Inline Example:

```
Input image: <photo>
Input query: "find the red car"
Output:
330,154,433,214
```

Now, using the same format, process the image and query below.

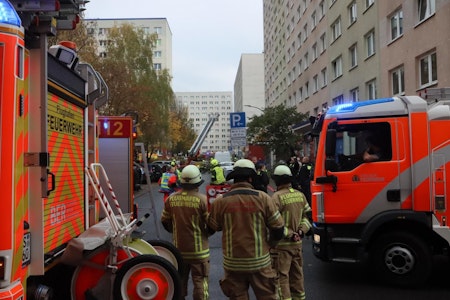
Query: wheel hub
384,246,415,274
136,279,159,299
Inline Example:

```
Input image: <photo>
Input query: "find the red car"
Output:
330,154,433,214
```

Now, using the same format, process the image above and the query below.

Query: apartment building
83,18,172,76
263,0,450,117
234,53,265,122
175,92,233,153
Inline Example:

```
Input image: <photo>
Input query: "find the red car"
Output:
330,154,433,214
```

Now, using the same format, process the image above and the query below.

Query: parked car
133,162,145,190
148,163,163,182
219,161,234,177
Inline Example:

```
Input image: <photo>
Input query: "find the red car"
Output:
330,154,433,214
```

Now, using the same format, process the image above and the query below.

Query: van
214,151,231,163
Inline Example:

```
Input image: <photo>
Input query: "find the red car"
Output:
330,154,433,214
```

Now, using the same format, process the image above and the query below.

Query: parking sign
230,112,246,128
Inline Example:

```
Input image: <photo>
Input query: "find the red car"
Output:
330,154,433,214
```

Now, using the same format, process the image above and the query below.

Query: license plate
22,232,31,266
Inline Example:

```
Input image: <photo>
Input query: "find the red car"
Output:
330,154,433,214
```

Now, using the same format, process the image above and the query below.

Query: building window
365,30,375,57
312,43,318,61
312,11,317,29
419,52,437,87
332,56,343,79
390,10,403,41
348,1,357,25
418,0,435,22
313,75,319,93
154,63,162,70
304,24,308,40
366,79,377,99
365,0,374,9
391,66,405,95
156,39,162,47
304,52,309,69
321,68,328,88
320,33,327,53
319,1,325,19
350,88,359,102
154,51,162,58
331,17,342,42
87,27,94,35
305,81,309,98
333,95,344,106
349,44,357,68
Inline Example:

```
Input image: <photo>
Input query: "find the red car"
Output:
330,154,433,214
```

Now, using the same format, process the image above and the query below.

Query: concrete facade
84,18,172,76
263,0,450,117
234,53,265,122
175,92,233,153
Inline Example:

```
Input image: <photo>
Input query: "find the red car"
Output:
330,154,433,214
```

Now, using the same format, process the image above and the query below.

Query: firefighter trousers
181,260,210,300
219,265,280,300
270,246,306,300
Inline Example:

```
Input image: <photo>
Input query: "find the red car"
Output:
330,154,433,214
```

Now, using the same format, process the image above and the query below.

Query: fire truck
0,1,180,299
310,89,450,286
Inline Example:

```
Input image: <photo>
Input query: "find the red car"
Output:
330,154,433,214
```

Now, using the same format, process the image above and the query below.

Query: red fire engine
0,1,180,299
311,90,450,286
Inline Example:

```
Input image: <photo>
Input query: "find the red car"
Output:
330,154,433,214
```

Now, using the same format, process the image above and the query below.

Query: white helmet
226,159,256,180
273,165,292,176
181,165,204,186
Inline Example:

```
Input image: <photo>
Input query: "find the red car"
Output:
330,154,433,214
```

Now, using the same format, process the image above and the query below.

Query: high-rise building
175,92,233,153
263,0,450,117
234,53,265,122
84,18,172,76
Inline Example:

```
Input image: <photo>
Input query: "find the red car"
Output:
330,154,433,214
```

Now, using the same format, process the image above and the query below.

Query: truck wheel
113,254,181,300
371,231,432,287
147,239,184,274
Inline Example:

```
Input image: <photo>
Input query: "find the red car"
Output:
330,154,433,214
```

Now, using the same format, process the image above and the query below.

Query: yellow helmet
210,158,219,167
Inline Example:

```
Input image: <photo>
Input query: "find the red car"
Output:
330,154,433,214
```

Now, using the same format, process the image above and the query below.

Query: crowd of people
159,157,314,300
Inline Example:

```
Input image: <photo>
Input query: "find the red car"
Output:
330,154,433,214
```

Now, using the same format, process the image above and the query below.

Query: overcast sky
84,0,264,93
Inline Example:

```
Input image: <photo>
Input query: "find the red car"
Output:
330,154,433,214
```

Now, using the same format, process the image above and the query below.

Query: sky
84,0,264,92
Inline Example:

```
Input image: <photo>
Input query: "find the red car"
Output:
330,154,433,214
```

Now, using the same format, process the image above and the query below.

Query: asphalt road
134,176,450,300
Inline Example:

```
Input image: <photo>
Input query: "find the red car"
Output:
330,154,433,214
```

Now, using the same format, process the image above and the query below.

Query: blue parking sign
230,112,246,128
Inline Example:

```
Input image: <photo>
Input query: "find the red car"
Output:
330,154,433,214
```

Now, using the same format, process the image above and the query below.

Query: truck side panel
44,90,86,254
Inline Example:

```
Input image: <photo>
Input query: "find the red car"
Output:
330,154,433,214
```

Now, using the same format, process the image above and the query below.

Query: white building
175,92,233,153
234,53,265,122
84,18,172,76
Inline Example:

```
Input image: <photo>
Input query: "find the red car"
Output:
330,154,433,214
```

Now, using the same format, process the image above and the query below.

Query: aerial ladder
187,112,220,159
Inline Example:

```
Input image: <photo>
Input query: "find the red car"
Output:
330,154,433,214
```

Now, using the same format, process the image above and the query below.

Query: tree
247,105,308,162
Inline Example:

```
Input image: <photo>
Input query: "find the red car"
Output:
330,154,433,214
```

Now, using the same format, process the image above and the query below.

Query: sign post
230,112,247,148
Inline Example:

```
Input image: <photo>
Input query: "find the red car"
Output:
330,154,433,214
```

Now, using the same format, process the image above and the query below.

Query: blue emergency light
328,98,394,114
0,0,21,27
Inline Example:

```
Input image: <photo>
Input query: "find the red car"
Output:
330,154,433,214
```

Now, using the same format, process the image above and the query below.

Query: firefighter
161,165,213,300
158,165,178,202
208,159,286,300
271,165,312,300
210,158,226,185
171,160,182,187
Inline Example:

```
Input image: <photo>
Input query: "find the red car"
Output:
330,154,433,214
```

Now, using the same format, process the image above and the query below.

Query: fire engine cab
311,90,450,286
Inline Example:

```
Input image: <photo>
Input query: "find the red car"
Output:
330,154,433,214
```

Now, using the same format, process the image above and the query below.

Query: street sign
230,112,246,128
231,137,247,147
230,128,247,138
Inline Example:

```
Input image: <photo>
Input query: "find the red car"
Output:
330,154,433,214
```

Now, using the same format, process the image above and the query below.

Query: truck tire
370,231,432,287
113,254,181,300
147,239,184,275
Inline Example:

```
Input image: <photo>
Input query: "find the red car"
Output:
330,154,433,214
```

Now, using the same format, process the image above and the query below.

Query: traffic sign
230,112,246,128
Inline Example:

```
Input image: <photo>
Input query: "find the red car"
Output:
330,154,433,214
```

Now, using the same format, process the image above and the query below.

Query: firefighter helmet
210,158,219,167
180,165,204,187
226,159,256,181
272,165,293,186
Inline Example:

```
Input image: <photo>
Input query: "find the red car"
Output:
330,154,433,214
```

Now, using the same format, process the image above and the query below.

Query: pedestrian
298,157,313,205
208,159,286,300
253,162,270,193
210,158,226,185
161,165,214,300
158,165,178,202
271,165,312,300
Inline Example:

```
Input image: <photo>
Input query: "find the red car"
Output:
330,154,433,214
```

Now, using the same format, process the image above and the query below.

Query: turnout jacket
208,182,285,272
161,189,211,262
272,185,312,248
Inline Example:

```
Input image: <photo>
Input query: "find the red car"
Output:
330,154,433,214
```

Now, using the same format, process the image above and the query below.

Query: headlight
313,234,321,244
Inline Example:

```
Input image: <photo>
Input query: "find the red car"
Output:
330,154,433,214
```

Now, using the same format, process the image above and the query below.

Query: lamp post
244,104,264,113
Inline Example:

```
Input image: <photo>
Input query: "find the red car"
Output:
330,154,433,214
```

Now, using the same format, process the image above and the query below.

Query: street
134,175,450,300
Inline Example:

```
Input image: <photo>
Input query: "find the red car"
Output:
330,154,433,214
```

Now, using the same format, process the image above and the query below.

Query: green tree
247,105,308,162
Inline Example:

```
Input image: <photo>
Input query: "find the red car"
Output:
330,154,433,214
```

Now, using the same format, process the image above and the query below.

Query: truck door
319,118,407,224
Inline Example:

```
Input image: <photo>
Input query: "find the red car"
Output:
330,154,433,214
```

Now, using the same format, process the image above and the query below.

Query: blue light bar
327,98,394,114
0,0,21,27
